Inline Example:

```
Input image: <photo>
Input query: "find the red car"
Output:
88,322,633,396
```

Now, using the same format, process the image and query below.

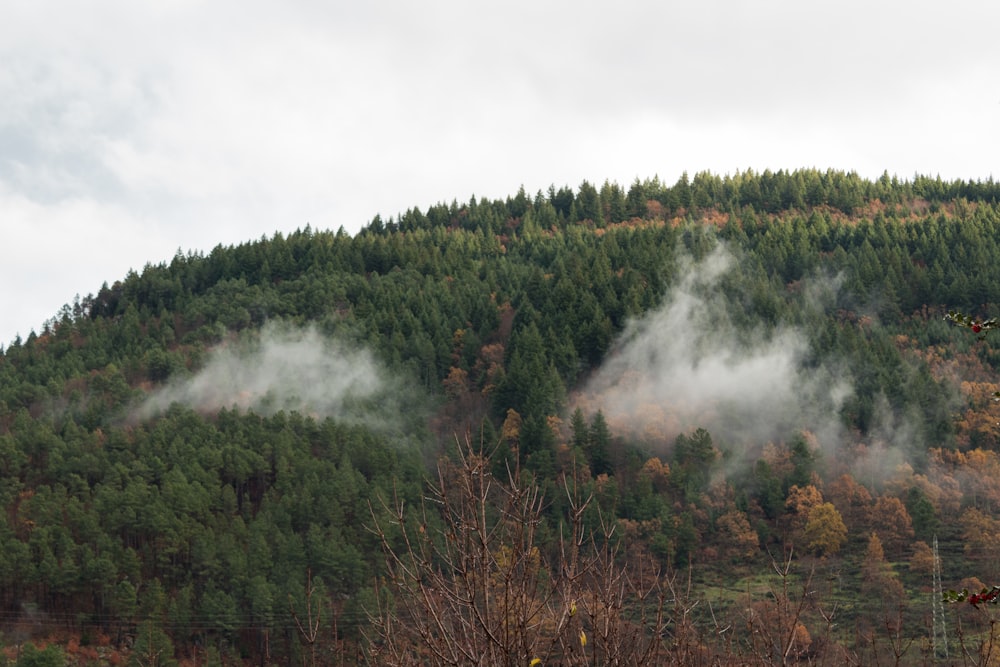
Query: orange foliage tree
869,496,914,560
783,484,824,543
715,510,760,562
825,473,872,535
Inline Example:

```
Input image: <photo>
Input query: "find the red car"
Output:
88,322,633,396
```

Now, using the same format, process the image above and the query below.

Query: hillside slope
3,169,1000,664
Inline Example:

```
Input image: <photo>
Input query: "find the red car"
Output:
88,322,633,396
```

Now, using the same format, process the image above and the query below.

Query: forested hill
4,168,1000,664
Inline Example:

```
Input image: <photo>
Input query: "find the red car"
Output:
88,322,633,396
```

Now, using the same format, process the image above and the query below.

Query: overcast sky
1,0,997,347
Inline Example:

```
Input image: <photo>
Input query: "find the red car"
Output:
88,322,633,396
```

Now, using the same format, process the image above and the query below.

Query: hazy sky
2,0,997,346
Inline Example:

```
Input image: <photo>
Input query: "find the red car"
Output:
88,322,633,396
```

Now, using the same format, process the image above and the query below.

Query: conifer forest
7,169,1000,665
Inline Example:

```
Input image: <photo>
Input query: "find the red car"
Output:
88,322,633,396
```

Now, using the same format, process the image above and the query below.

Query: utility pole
932,535,948,659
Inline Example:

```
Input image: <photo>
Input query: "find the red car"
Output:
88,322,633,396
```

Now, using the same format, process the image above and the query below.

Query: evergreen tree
576,180,604,225
588,410,613,476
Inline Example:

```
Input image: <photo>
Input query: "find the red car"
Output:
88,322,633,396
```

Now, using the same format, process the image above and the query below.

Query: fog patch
138,322,414,433
572,244,852,456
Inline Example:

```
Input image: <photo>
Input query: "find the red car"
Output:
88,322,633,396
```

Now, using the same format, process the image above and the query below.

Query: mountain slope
2,169,1000,663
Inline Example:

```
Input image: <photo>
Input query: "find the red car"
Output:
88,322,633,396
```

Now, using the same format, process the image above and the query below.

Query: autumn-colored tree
500,408,522,446
825,472,872,534
802,502,848,556
941,308,1000,652
960,507,1000,580
638,456,670,494
870,496,915,560
783,483,824,543
909,540,936,576
959,448,1000,513
475,342,506,397
440,365,489,438
715,509,760,562
862,533,889,583
924,450,969,518
954,381,1000,450
442,366,470,400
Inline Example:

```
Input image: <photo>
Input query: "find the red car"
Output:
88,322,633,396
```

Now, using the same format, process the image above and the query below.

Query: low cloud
572,244,852,455
138,322,416,434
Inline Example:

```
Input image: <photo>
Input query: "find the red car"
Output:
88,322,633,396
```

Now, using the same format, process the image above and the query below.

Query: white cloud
137,322,416,433
2,0,998,345
573,245,852,452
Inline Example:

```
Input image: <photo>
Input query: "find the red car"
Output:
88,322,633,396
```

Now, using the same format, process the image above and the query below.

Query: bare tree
289,569,323,667
364,437,675,666
738,550,818,666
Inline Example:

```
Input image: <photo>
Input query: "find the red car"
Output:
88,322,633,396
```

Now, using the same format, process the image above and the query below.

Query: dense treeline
4,169,1000,664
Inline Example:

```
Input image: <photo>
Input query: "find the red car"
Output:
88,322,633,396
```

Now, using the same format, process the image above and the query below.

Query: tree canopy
3,169,1000,663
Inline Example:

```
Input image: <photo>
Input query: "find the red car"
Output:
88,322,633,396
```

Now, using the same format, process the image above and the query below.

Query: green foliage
945,310,999,338
14,644,64,667
945,585,1000,606
5,170,1000,661
129,621,177,667
671,428,717,503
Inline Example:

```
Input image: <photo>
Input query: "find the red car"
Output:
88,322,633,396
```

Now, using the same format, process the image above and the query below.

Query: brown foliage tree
960,507,1000,582
825,473,872,534
908,540,936,577
861,533,889,583
783,484,823,543
716,510,760,563
870,496,914,560
959,448,1000,513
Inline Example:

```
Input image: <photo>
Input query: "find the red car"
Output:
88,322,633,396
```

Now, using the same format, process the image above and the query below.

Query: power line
0,608,373,631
